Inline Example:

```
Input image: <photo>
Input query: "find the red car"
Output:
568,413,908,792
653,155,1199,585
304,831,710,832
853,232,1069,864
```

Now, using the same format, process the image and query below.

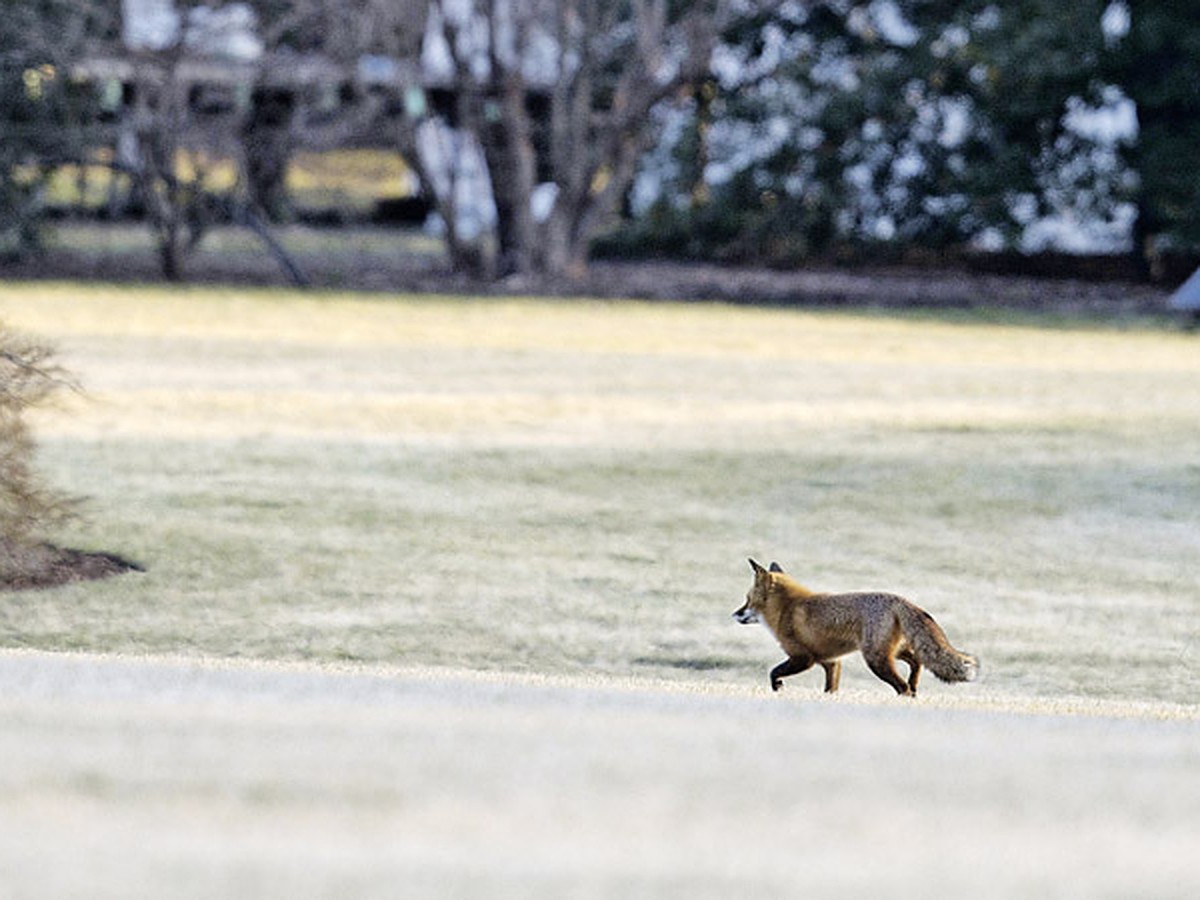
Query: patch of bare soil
0,539,144,592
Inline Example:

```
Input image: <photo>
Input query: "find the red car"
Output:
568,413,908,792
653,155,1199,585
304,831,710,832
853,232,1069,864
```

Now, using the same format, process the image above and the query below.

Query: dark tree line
2,1,1197,280
627,1,1197,277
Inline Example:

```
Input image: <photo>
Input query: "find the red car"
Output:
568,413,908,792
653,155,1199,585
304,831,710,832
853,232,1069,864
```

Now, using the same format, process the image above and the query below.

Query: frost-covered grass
1,282,1197,896
0,651,1197,899
3,282,1196,705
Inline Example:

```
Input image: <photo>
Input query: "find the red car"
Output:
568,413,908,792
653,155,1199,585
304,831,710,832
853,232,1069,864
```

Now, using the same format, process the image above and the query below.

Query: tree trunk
540,200,590,279
242,87,296,222
496,75,539,275
158,220,184,281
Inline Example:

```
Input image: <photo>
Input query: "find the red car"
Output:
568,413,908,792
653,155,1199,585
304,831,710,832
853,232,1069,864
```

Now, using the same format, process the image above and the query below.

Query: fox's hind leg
863,650,913,696
820,660,842,693
769,655,814,692
898,649,922,695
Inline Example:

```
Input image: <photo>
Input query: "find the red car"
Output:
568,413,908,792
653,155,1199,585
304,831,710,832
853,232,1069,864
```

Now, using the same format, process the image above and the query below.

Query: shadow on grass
632,655,741,672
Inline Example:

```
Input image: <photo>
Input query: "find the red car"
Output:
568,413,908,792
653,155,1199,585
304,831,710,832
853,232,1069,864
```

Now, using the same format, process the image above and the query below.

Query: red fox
733,559,978,696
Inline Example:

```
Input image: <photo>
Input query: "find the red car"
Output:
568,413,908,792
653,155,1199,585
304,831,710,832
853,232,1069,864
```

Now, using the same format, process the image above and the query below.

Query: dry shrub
0,324,77,548
0,325,142,589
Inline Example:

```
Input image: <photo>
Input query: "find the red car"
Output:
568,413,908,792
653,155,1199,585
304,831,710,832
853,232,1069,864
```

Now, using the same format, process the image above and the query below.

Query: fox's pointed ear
769,561,784,573
749,558,766,575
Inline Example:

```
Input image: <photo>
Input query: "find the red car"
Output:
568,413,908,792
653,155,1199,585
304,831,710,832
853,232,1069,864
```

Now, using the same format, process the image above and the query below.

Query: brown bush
0,325,77,545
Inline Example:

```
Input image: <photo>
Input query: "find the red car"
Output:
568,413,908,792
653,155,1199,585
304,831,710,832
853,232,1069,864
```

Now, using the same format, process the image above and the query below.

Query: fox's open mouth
733,608,759,624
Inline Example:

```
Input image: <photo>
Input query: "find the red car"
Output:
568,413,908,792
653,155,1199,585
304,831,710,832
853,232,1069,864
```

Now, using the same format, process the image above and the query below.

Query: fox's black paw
771,679,783,692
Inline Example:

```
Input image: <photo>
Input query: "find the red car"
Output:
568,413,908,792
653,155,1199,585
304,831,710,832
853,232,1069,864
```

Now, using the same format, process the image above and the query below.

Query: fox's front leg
770,655,814,692
821,660,842,693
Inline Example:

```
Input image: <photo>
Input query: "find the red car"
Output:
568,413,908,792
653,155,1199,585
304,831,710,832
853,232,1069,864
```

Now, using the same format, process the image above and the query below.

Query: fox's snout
733,605,759,625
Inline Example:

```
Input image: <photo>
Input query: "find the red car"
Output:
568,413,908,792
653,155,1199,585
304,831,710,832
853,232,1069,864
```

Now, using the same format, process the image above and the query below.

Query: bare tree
417,0,758,279
118,1,244,280
106,1,769,281
245,1,754,279
114,0,384,282
127,55,213,279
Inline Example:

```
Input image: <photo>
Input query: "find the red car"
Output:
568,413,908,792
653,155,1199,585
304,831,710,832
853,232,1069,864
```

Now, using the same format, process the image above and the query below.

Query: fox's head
732,558,783,625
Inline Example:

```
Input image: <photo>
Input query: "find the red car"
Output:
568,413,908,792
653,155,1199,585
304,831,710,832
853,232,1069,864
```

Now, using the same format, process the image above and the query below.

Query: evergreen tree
1109,1,1200,272
631,1,1120,263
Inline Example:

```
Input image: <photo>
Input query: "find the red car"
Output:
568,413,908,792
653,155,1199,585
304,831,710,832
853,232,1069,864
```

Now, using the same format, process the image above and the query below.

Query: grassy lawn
1,281,1197,898
43,221,440,256
0,652,1195,899
1,281,1196,709
45,148,414,216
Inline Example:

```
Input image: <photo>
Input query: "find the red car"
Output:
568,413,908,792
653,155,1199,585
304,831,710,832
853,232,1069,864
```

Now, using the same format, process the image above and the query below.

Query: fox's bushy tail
897,603,979,683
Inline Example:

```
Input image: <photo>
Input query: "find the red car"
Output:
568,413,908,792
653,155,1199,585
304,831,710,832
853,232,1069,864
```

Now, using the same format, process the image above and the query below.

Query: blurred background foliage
1,1,1197,280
